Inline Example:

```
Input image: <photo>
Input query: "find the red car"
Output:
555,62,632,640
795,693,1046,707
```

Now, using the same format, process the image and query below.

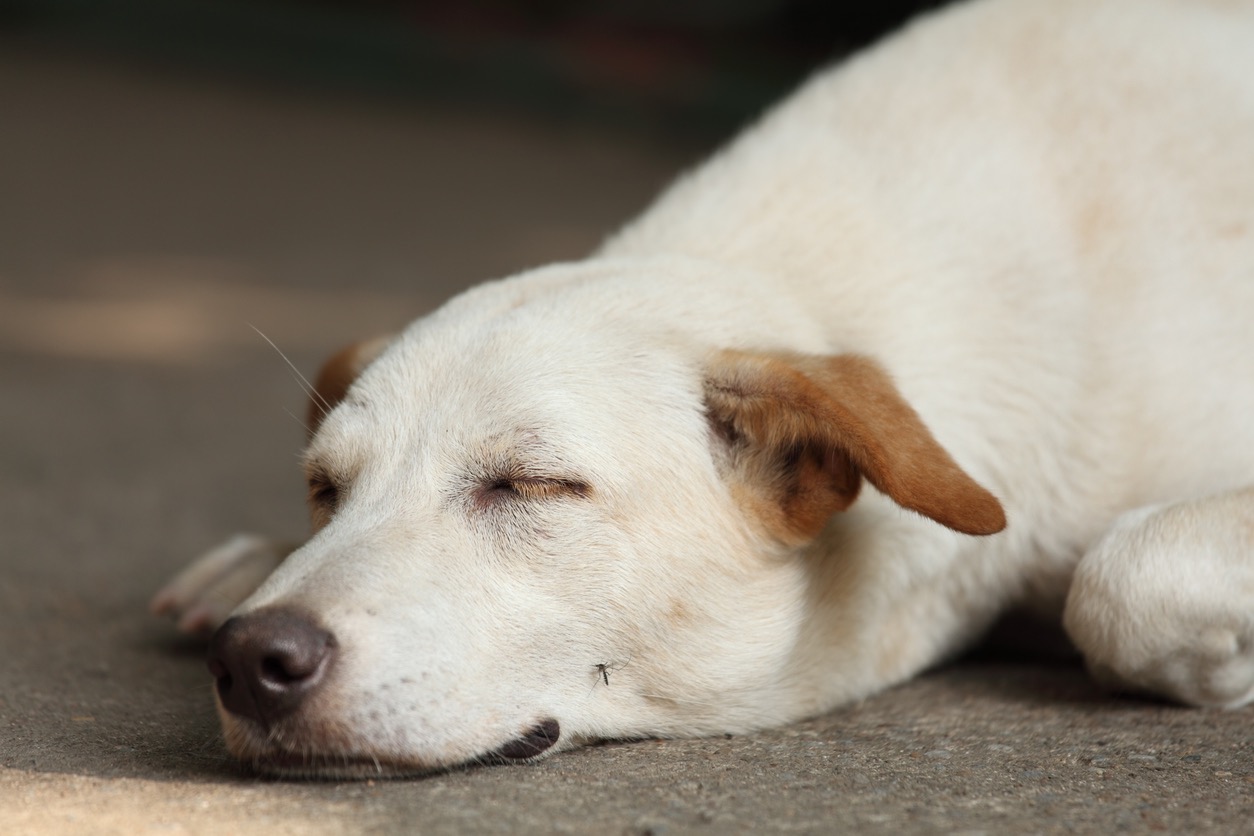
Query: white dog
152,0,1254,777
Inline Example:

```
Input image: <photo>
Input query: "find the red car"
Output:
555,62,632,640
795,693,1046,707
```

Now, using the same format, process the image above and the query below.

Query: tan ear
704,350,1006,543
307,335,393,438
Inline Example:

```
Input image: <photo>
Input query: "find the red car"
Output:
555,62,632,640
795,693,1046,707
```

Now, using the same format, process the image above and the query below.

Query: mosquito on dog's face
591,659,631,687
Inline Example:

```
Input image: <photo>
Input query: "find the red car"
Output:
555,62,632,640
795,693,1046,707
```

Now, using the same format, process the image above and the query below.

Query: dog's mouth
485,718,561,761
242,748,430,780
224,717,563,780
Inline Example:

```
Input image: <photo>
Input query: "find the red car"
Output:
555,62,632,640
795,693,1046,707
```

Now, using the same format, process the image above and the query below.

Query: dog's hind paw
150,534,295,636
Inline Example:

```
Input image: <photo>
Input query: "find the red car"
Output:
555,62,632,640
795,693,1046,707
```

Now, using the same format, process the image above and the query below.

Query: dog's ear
307,335,393,438
703,350,1005,544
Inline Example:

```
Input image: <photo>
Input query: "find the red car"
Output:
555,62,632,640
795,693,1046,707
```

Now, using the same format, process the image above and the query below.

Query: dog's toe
151,534,293,634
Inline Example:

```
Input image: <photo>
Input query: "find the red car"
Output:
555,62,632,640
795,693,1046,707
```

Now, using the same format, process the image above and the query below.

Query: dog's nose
206,608,336,728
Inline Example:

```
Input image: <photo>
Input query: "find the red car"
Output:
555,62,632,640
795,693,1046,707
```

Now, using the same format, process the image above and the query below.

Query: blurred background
3,1,950,135
0,0,950,370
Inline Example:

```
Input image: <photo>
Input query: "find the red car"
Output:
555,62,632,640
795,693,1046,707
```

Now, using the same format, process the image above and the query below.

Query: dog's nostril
207,609,336,728
261,655,290,683
493,718,561,760
260,651,315,685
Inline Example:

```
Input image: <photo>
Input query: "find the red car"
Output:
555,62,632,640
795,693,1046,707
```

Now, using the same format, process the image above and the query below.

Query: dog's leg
150,534,298,636
1063,487,1254,708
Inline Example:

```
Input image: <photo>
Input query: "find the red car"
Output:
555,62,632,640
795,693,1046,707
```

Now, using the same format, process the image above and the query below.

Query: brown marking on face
1218,220,1248,240
666,598,692,627
306,335,393,439
1075,195,1117,256
704,350,1006,544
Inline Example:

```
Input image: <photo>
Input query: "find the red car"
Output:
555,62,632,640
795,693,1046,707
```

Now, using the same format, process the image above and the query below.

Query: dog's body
154,0,1254,777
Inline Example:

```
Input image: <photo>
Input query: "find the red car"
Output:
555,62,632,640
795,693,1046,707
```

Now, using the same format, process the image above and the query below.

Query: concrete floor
1,45,1250,835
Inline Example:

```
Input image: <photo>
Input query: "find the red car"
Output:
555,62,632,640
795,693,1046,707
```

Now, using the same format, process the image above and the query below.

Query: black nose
206,608,336,728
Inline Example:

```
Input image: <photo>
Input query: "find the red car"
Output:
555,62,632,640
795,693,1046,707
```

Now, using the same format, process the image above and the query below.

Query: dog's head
208,259,1004,777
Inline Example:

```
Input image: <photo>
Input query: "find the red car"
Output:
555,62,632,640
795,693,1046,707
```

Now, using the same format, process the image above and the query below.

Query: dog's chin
241,748,443,780
220,719,443,779
218,710,569,780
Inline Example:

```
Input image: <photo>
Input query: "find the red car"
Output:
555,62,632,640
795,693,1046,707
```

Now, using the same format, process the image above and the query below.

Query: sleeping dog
153,0,1254,777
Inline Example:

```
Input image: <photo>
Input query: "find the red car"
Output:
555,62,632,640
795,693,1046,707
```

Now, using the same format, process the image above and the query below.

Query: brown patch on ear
307,335,393,438
704,350,1006,543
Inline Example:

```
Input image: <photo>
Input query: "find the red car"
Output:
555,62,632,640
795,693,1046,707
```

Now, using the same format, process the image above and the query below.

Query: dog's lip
230,719,563,779
486,717,561,761
244,748,441,780
222,717,442,779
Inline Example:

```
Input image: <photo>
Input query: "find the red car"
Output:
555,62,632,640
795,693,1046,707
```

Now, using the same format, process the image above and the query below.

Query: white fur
155,0,1254,776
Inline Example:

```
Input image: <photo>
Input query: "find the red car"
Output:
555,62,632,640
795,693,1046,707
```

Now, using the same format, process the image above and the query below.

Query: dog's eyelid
308,471,337,490
305,463,333,486
304,466,345,532
477,474,593,505
522,476,592,496
306,466,344,504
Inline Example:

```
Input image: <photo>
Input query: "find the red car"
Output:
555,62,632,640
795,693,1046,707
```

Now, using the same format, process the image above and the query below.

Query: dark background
1,0,949,139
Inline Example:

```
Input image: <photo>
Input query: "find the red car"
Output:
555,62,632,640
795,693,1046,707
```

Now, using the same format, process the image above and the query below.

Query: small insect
589,658,630,690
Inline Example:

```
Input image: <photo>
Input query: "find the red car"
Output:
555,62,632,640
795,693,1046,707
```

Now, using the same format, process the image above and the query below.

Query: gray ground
1,45,1250,835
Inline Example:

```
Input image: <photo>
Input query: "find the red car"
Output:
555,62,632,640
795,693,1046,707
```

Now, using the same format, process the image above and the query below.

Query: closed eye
306,470,342,530
477,476,591,508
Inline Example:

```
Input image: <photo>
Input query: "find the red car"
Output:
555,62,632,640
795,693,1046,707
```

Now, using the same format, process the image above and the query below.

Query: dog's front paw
1064,496,1254,708
150,534,295,636
1079,625,1254,709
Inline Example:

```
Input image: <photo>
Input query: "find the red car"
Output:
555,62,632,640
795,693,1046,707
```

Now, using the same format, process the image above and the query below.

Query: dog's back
606,0,1254,605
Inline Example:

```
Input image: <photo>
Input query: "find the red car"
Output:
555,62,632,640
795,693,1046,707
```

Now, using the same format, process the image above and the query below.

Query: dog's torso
610,0,1254,631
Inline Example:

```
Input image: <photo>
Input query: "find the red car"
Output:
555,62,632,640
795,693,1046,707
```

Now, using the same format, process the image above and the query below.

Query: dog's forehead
326,295,700,465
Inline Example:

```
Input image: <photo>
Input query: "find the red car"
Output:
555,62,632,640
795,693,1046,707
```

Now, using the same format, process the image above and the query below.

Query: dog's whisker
282,406,314,436
247,323,332,418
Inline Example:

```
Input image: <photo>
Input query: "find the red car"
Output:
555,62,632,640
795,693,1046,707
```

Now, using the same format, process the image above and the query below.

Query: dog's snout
207,608,336,727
